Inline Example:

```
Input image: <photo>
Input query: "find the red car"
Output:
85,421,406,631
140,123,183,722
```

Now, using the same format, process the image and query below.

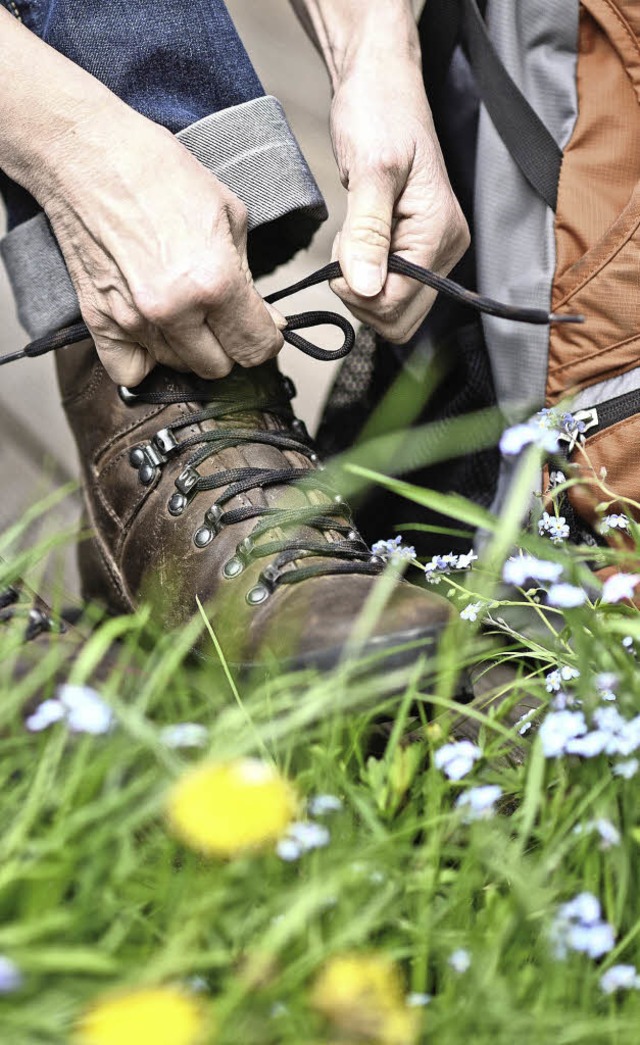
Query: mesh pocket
316,316,501,557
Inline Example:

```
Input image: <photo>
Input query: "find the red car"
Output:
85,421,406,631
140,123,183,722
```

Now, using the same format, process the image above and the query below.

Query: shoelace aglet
549,312,584,324
0,348,28,365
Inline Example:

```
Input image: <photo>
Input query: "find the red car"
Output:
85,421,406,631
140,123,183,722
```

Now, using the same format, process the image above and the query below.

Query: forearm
289,0,421,88
290,0,467,335
0,8,139,206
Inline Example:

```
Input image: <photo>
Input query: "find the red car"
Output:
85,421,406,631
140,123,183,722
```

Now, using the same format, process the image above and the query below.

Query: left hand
329,53,469,342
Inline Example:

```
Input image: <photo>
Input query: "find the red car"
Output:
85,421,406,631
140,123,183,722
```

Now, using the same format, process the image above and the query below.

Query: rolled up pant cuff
0,95,327,339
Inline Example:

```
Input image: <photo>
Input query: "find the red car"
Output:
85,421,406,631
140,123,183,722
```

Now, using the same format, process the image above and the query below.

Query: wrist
0,10,148,207
325,1,421,89
30,94,146,208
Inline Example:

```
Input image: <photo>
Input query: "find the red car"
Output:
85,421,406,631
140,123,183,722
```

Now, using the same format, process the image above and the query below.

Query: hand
329,53,469,341
43,110,284,386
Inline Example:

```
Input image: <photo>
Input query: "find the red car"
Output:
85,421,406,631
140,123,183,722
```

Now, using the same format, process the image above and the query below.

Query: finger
339,173,398,298
163,321,235,380
92,336,155,387
265,301,288,331
205,262,284,369
329,226,382,307
330,225,430,338
139,328,188,372
343,283,438,343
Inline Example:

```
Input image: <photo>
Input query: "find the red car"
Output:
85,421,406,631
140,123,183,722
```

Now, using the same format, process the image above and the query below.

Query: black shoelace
121,376,380,603
0,254,582,604
0,253,582,367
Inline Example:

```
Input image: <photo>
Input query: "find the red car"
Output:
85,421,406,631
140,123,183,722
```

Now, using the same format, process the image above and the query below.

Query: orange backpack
421,0,640,566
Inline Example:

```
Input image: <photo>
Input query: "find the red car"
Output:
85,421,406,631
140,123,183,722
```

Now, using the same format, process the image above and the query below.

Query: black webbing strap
419,0,563,212
419,0,461,105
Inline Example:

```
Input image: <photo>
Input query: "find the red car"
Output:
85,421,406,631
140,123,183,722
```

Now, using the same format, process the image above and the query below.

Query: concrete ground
0,1,357,600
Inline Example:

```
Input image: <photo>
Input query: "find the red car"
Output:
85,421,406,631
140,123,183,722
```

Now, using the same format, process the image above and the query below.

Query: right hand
42,112,285,386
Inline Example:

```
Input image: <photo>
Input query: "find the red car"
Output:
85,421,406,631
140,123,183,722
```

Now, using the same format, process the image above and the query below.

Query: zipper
558,387,640,454
557,408,599,454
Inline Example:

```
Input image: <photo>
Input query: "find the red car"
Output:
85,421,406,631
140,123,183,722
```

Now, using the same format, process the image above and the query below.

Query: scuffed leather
56,340,455,666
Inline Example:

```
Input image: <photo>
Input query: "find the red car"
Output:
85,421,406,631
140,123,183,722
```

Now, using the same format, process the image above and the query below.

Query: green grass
1,463,640,1045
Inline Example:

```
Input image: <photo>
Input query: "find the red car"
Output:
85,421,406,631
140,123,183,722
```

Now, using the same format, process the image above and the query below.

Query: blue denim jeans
0,0,326,338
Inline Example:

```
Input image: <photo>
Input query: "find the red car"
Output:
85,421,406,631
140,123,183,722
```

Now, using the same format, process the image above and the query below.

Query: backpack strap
419,0,563,211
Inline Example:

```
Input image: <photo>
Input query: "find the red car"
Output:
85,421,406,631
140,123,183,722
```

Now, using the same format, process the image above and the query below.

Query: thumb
94,338,155,387
340,175,396,297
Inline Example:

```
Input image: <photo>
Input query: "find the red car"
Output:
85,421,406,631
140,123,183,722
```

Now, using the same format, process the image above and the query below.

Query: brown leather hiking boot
0,572,131,693
55,340,457,672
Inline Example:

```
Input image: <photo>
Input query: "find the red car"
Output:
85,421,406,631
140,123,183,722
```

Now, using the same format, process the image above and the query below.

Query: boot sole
227,623,443,676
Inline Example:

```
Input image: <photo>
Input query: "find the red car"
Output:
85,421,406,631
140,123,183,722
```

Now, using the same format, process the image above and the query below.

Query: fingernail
350,260,384,297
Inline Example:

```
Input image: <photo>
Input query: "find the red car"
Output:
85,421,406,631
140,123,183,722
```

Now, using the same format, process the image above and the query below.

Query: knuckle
370,147,403,180
195,358,234,380
373,305,417,344
235,329,282,368
348,214,391,251
457,221,471,257
88,297,141,339
111,304,143,337
230,199,249,231
133,264,235,325
219,191,248,233
185,266,228,306
440,202,470,262
236,345,273,368
132,283,177,327
201,270,235,311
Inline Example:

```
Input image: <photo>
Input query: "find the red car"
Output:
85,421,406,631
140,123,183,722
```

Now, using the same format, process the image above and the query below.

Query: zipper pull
558,407,599,453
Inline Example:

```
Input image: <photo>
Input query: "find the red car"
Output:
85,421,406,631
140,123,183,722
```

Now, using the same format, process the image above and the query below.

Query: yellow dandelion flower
166,758,297,857
311,952,419,1045
378,1007,421,1045
74,986,207,1045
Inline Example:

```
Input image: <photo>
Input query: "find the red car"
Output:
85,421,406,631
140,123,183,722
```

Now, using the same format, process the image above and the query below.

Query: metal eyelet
129,447,145,468
282,376,297,400
175,466,200,496
118,386,140,405
237,536,254,563
168,493,186,516
261,565,280,588
194,527,213,548
139,464,156,486
25,607,53,641
204,504,224,531
223,557,244,578
153,428,179,456
292,418,309,440
0,586,20,610
246,584,269,606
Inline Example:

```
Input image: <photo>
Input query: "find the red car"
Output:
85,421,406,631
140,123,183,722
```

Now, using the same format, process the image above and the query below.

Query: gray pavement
0,1,353,599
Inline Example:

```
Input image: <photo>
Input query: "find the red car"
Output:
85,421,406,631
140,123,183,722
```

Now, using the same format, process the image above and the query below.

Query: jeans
0,0,326,338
